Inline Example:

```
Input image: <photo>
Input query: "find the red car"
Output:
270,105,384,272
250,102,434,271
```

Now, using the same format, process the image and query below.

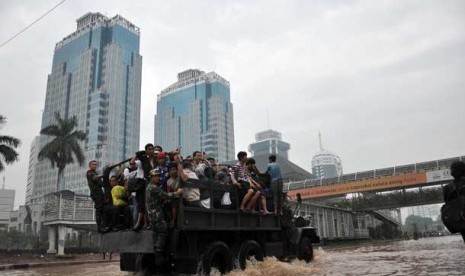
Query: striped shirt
233,162,250,183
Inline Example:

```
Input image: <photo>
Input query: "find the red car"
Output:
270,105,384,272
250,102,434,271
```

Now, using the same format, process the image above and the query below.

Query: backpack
441,181,465,233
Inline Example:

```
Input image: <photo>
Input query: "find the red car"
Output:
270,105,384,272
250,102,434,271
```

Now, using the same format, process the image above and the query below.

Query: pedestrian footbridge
285,156,463,209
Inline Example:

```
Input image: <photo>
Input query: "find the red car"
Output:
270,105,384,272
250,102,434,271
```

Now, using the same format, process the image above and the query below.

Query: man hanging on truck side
146,168,177,265
86,160,107,233
166,162,188,228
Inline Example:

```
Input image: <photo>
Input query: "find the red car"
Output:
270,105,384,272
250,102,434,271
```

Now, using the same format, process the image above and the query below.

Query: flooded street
2,235,464,276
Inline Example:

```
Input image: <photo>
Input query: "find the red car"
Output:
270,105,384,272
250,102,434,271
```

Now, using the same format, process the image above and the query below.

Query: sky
0,0,464,209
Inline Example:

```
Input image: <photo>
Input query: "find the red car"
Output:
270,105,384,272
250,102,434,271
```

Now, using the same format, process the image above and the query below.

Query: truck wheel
297,237,314,262
120,253,136,272
135,253,156,276
238,240,264,270
201,241,233,275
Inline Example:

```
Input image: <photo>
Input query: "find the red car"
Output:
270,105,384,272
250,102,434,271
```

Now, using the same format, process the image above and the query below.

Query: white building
8,204,45,235
311,133,343,179
0,186,15,230
26,136,40,205
248,129,291,159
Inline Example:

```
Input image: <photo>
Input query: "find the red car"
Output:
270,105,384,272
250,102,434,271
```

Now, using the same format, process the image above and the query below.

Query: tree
38,112,86,191
0,115,21,172
404,214,433,234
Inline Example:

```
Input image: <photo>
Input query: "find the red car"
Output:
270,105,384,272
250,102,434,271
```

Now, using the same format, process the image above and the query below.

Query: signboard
288,173,427,200
426,169,452,183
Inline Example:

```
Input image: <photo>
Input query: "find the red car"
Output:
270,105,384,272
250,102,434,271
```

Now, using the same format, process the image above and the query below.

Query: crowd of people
85,144,284,235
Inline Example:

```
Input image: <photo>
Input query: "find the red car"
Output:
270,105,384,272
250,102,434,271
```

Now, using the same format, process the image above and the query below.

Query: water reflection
2,235,464,276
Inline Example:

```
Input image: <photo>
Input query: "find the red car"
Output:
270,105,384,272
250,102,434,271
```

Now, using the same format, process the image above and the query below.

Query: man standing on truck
146,168,177,265
267,154,283,214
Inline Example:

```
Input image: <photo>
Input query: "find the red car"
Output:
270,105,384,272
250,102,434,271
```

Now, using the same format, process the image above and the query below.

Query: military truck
100,179,320,275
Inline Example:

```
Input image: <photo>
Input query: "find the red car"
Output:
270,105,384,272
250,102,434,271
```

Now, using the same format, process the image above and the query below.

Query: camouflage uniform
146,180,175,265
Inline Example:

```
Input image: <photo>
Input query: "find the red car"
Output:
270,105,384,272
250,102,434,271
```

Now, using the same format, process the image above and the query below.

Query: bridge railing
351,187,443,211
284,155,464,192
44,190,95,224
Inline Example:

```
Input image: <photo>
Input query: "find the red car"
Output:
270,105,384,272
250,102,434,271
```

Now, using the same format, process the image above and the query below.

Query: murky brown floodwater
2,235,464,276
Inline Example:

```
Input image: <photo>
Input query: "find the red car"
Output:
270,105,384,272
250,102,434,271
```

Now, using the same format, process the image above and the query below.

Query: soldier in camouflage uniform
146,168,177,265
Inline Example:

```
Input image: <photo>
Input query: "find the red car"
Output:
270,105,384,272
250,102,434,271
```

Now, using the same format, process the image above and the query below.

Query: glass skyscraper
155,69,235,162
30,13,142,204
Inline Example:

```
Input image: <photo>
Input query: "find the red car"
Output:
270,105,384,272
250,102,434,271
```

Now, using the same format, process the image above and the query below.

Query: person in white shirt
129,156,150,231
182,160,210,208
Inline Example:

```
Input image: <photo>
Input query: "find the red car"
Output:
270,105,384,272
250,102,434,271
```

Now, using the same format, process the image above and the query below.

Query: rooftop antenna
318,132,324,151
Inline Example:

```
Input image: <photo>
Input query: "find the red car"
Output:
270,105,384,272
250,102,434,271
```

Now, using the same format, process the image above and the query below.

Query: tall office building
30,12,142,204
248,129,290,159
155,69,235,162
25,136,40,205
311,133,343,179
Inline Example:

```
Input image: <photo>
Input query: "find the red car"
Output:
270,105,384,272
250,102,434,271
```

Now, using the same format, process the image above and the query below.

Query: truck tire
297,237,314,262
237,240,264,269
135,253,157,276
120,253,136,272
201,241,233,275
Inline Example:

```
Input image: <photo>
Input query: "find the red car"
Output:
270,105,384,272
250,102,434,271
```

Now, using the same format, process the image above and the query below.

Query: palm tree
0,115,21,172
38,112,86,191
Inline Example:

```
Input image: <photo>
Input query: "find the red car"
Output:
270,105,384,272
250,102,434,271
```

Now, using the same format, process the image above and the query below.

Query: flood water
2,235,464,276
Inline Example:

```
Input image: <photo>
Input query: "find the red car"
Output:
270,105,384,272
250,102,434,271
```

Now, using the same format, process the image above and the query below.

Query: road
2,235,464,275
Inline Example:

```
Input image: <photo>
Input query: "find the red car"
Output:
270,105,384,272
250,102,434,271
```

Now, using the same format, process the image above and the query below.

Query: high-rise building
311,133,343,179
248,129,290,159
25,136,40,205
30,12,142,204
0,185,15,230
154,69,235,162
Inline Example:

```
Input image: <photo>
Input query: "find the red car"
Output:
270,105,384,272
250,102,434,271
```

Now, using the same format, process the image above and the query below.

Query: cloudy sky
1,0,464,208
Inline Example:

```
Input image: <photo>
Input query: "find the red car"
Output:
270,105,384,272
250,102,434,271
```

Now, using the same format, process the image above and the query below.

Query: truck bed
101,207,281,253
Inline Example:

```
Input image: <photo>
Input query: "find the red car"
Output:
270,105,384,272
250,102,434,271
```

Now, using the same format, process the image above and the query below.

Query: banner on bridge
288,173,427,199
425,169,452,183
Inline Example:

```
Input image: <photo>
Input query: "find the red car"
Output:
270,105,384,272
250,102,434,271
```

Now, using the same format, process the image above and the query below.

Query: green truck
100,180,320,275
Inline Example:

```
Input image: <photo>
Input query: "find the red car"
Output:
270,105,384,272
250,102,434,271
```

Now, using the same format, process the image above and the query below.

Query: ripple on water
223,248,327,276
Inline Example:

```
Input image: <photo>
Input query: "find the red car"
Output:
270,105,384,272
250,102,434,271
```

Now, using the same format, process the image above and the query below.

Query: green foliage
404,215,434,233
0,115,21,172
38,112,86,191
0,230,43,250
